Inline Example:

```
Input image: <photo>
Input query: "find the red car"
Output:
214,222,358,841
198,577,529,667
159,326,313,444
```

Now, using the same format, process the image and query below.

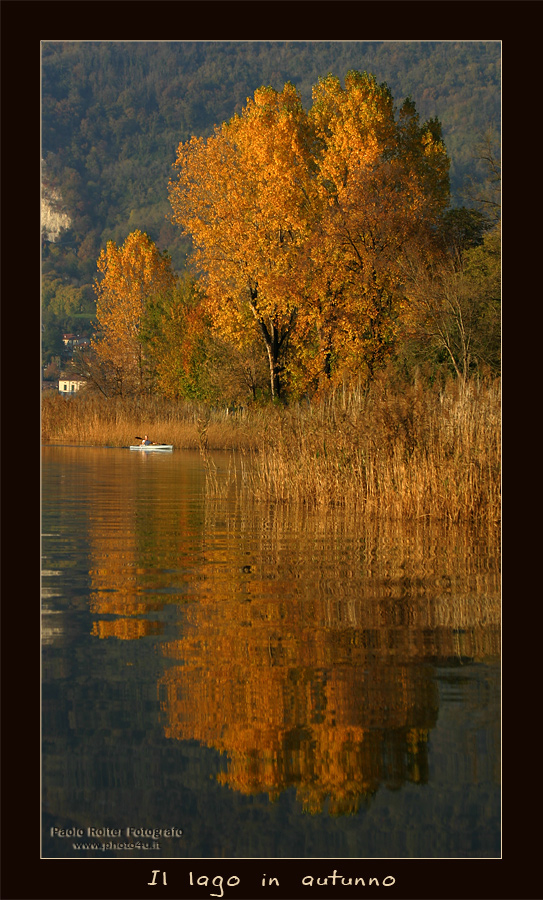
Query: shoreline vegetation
42,374,500,526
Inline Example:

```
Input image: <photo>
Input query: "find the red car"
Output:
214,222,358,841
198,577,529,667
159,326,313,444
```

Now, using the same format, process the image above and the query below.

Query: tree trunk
264,333,282,400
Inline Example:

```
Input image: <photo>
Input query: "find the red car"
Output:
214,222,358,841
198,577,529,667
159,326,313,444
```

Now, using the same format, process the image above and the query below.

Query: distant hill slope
41,40,500,289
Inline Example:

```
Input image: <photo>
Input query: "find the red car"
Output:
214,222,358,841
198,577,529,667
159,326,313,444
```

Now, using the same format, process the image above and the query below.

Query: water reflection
42,447,500,855
75,451,499,814
154,504,497,814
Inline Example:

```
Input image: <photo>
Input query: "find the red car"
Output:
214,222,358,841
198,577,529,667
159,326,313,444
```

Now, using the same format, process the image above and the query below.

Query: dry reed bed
41,393,265,451
205,378,501,525
42,378,501,524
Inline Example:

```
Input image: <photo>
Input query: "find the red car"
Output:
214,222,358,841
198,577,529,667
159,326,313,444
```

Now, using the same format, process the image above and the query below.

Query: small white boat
130,444,173,452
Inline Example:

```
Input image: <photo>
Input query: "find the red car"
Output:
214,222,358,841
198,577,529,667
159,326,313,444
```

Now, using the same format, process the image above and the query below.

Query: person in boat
141,434,151,445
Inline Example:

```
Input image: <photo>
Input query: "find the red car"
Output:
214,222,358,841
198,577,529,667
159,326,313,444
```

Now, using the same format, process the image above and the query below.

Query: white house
58,376,86,394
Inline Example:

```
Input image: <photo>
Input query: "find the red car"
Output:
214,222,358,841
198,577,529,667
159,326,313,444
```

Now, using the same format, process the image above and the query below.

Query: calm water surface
41,446,501,858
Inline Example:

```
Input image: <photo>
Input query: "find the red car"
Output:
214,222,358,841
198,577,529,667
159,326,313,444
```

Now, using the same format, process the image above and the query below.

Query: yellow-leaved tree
169,83,317,401
92,230,176,397
169,73,450,400
304,72,450,389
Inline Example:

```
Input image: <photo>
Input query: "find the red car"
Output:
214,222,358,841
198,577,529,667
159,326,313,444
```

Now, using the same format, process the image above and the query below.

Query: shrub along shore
41,375,501,525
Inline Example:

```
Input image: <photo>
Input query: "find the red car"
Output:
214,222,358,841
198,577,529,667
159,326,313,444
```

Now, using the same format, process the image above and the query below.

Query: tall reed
41,393,265,451
207,376,501,525
42,376,501,524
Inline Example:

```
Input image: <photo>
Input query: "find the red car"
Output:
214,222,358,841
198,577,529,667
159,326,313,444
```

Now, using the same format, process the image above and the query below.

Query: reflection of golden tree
83,457,499,814
158,502,499,814
159,591,440,813
91,618,163,641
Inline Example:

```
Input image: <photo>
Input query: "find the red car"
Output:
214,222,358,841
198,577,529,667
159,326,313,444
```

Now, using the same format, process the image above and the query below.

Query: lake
41,446,501,859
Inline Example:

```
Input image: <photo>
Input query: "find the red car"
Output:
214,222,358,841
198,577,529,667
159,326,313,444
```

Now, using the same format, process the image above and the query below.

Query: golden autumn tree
169,73,450,400
92,230,176,397
303,73,450,389
168,83,317,401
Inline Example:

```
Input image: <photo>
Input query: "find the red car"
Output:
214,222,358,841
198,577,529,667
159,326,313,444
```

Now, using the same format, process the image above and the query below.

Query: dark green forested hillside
41,40,500,366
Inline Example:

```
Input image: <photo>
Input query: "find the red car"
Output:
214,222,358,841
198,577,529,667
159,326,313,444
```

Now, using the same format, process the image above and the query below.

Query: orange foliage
91,618,163,641
169,73,450,398
92,230,176,395
299,74,450,388
169,84,317,399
